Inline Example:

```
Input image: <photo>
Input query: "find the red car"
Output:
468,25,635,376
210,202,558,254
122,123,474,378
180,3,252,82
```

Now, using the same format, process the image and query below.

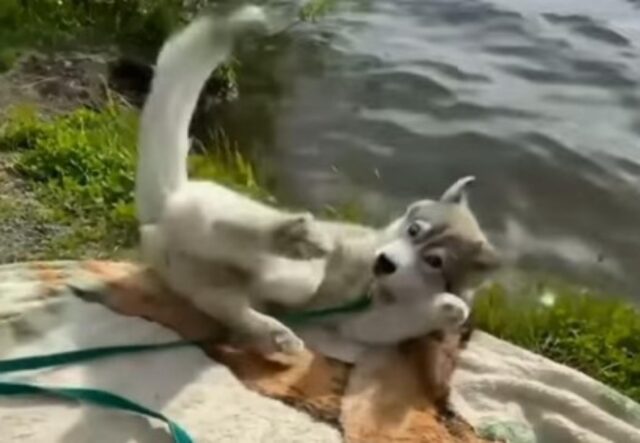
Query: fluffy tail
135,6,268,225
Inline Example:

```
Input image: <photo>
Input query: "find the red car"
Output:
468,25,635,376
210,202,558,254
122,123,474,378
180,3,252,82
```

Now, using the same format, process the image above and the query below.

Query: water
222,0,640,296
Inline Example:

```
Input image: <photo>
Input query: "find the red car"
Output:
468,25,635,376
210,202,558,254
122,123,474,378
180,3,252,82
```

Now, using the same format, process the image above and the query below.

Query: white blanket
0,261,638,443
452,332,640,443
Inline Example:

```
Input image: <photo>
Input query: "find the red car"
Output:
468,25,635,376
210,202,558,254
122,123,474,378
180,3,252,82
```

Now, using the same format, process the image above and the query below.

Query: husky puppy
135,7,500,355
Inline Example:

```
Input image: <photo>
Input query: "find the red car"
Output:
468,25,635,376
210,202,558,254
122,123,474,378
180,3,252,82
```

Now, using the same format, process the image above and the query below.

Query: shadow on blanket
61,261,492,443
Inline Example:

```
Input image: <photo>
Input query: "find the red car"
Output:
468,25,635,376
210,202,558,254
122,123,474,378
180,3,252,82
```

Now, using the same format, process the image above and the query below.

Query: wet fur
135,8,499,355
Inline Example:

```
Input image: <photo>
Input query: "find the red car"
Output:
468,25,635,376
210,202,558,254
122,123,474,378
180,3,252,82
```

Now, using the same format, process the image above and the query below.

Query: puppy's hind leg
214,212,333,261
270,212,333,260
190,286,305,356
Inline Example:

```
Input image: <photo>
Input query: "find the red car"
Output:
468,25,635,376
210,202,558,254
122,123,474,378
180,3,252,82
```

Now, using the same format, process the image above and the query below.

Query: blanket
1,261,639,443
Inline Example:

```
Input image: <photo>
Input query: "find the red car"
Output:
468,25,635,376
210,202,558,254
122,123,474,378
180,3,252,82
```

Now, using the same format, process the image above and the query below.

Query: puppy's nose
373,254,397,276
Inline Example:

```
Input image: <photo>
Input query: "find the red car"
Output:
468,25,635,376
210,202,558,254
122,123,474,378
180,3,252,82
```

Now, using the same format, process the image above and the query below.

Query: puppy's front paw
273,213,332,260
434,293,470,331
271,327,305,355
251,317,306,356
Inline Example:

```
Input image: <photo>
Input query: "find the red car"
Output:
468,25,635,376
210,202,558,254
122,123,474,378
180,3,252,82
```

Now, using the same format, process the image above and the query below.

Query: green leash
275,292,372,325
0,340,199,443
0,382,194,443
0,293,372,443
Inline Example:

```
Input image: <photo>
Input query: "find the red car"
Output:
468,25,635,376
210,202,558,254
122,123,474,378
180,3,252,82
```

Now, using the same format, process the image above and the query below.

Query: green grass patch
475,278,640,403
0,46,21,73
188,129,271,203
299,0,338,22
2,104,139,253
0,103,262,258
0,0,187,59
0,0,339,72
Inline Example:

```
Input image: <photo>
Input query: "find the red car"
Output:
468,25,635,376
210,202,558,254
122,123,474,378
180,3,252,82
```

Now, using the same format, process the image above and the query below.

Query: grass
0,0,187,61
188,129,271,203
0,0,340,73
0,0,237,94
299,0,338,22
475,278,640,403
0,104,139,256
0,103,262,258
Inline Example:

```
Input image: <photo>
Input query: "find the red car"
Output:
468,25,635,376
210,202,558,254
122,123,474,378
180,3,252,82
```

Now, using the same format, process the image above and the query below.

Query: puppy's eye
407,222,421,238
424,254,443,269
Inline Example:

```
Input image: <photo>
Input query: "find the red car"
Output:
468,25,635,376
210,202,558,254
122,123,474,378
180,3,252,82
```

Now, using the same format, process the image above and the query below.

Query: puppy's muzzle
373,253,397,276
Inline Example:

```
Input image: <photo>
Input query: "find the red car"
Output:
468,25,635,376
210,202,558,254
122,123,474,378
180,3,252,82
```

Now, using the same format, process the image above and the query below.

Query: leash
274,292,372,325
0,293,372,443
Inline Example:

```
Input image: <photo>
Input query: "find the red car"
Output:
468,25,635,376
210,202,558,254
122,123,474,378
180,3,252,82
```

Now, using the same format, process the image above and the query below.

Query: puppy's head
373,176,499,301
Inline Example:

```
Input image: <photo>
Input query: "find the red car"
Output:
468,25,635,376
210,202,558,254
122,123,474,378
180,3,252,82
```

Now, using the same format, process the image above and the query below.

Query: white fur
338,292,469,344
135,8,479,356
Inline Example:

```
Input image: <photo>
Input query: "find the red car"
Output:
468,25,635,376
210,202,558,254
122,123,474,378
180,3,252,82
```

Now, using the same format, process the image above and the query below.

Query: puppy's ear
440,176,475,205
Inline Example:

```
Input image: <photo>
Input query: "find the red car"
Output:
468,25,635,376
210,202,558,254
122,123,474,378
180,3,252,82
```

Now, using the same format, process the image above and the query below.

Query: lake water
221,0,640,296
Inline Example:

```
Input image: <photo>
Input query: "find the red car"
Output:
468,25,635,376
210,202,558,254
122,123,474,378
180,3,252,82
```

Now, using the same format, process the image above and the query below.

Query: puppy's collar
276,292,372,325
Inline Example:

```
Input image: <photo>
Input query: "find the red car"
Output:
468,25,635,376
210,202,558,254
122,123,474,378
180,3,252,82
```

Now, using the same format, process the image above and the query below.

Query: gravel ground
0,154,71,262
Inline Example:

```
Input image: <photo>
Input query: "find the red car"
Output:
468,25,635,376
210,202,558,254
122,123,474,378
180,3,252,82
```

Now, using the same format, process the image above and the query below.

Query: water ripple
544,13,632,47
226,0,640,295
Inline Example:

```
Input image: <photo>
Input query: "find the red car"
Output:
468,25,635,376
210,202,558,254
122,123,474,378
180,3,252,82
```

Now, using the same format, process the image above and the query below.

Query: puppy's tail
135,6,269,225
